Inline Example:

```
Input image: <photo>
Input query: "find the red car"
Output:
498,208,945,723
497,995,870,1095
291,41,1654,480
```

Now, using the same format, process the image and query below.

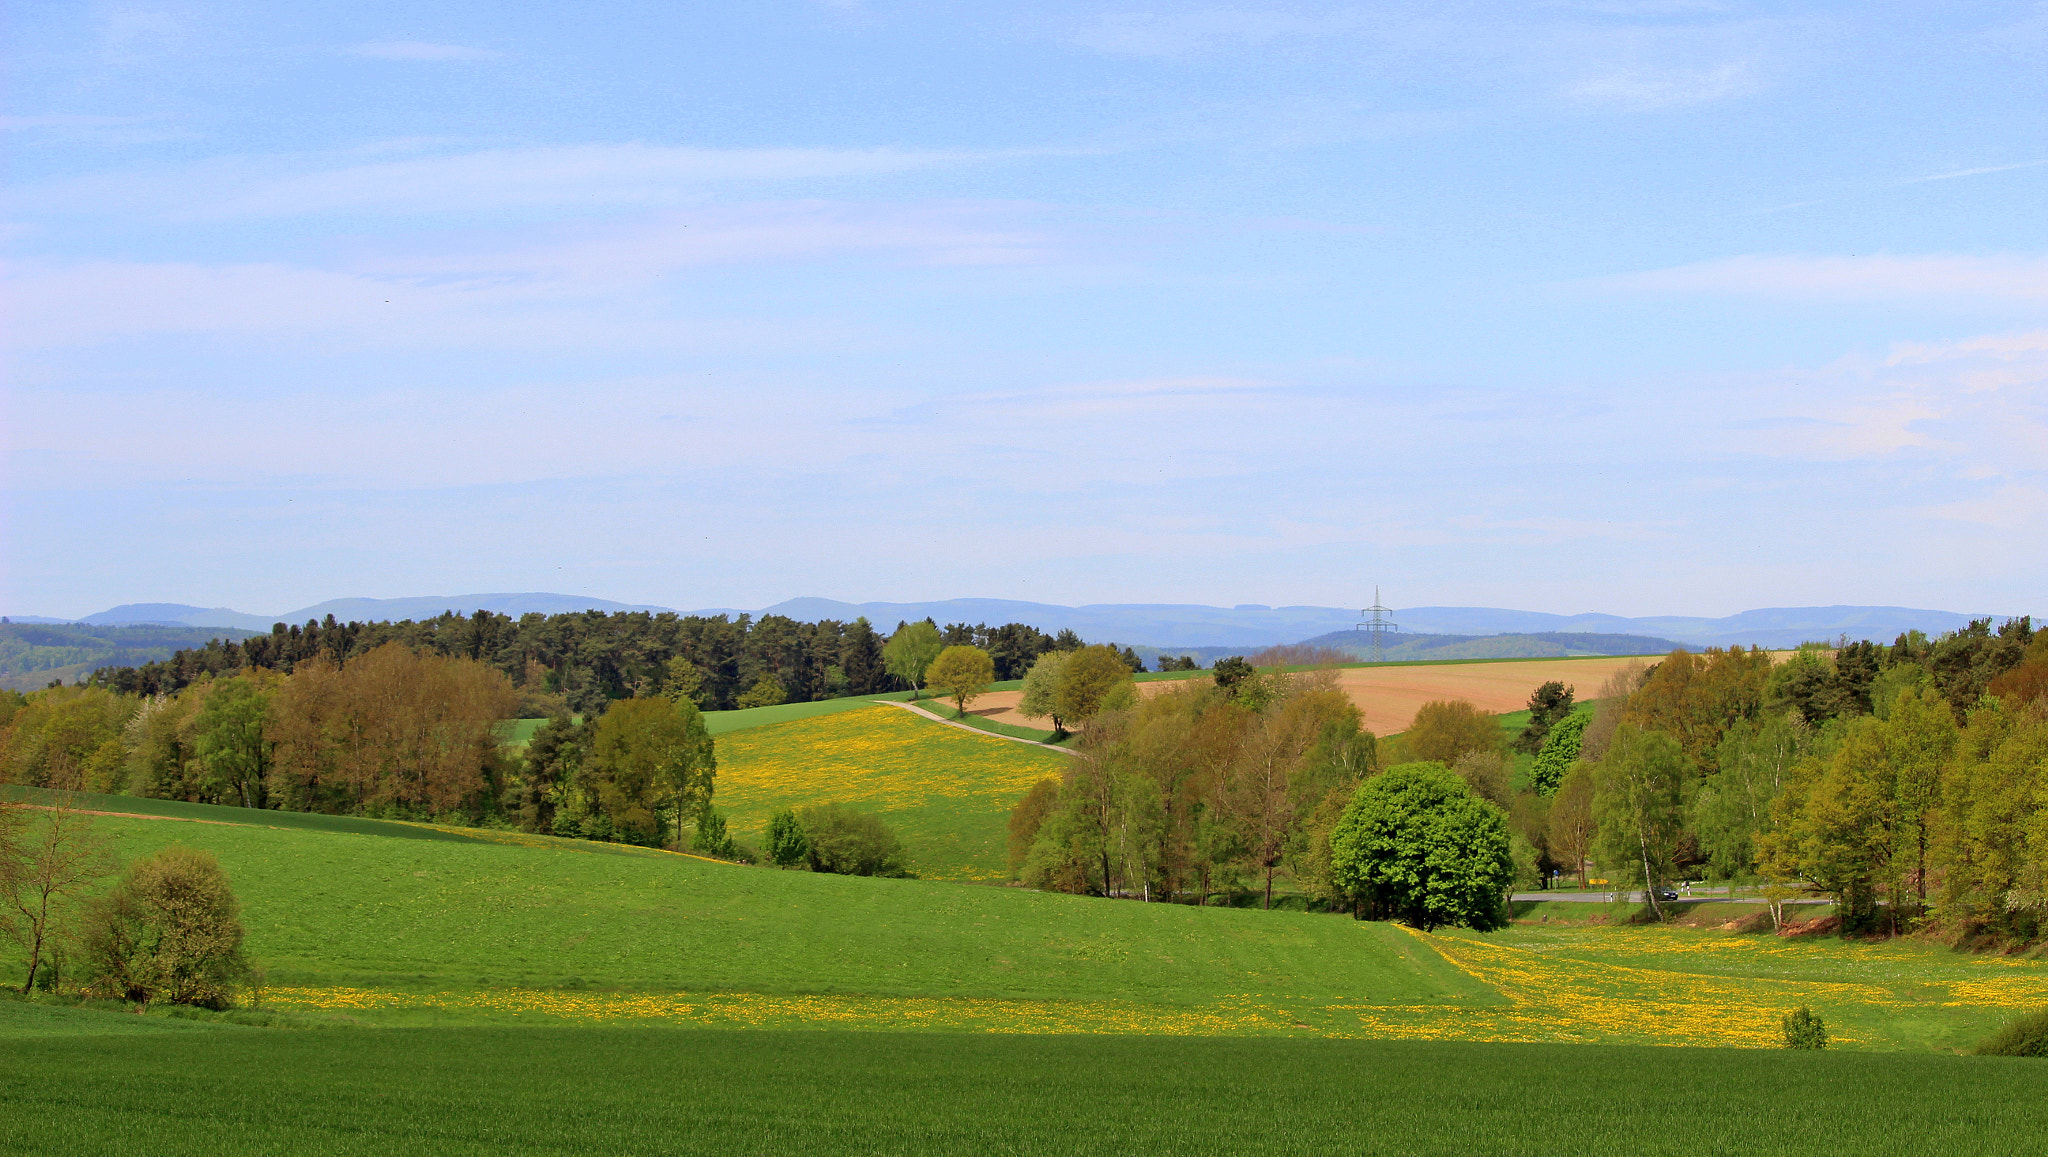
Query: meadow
6,1025,2045,1157
711,704,1069,879
3,800,2038,1053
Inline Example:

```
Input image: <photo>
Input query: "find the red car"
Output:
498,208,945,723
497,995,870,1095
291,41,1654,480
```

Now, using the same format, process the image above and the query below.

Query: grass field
7,1025,2046,1157
712,704,1069,879
3,802,2038,1053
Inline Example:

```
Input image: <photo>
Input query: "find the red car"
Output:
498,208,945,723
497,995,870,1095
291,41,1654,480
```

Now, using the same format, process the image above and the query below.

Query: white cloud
349,41,503,61
0,202,1069,350
1596,253,2048,302
1564,58,1758,109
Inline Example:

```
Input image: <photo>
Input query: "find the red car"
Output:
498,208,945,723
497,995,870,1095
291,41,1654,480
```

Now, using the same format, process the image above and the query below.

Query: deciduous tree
79,846,249,1008
882,621,945,700
925,645,996,717
1,806,116,993
1329,761,1514,931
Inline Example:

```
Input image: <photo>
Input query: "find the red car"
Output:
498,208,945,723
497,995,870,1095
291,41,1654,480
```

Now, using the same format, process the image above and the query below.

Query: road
1511,888,1828,905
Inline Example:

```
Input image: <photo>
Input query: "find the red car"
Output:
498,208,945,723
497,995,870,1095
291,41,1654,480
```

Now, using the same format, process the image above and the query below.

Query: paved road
1511,890,1827,904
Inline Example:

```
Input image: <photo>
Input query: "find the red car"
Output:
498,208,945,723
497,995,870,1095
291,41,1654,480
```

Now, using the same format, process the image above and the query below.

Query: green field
713,705,1069,879
5,1025,2044,1156
5,784,2048,1152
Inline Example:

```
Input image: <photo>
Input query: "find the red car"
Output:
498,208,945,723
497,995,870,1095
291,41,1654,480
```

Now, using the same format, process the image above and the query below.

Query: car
1657,890,1679,902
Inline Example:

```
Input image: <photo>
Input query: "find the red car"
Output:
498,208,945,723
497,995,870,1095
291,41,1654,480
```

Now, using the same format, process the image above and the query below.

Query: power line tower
1358,587,1398,664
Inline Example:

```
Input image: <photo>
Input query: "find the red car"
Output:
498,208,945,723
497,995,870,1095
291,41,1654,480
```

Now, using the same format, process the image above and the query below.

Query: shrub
765,809,810,868
797,803,911,877
79,847,251,1009
1781,1005,1828,1050
1975,1007,2048,1057
690,807,742,860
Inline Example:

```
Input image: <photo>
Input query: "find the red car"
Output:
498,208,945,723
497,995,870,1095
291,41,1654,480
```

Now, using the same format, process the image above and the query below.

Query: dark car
1657,890,1679,902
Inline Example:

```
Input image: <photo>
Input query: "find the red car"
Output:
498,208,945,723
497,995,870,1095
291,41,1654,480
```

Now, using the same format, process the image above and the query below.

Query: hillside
712,704,1066,880
4,787,2040,1054
0,622,260,692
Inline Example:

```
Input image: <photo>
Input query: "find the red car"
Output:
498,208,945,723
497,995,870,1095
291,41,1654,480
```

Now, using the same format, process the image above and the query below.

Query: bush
1781,1005,1828,1050
764,809,810,868
690,808,742,860
1976,1007,2048,1057
79,846,251,1009
797,803,911,877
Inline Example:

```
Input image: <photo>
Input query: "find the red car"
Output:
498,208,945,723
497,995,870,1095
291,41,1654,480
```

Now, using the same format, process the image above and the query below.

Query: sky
3,1,2045,620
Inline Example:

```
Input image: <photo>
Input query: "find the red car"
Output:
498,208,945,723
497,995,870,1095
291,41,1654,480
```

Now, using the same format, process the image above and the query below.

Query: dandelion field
712,705,1068,879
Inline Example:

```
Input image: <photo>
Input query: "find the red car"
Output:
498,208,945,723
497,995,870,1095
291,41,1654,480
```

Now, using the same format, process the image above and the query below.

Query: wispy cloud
349,41,503,62
1563,58,1758,109
0,114,145,131
1592,253,2048,302
8,143,1038,220
1898,159,2048,186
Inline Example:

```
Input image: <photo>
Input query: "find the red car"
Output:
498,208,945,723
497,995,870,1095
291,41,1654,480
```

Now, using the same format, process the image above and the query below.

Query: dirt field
969,655,1698,735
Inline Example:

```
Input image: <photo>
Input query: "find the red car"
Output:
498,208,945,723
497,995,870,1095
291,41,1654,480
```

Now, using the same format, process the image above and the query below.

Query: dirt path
884,700,1076,755
9,802,241,826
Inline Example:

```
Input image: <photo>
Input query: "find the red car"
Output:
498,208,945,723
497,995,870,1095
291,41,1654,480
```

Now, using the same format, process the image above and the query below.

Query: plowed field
969,655,1738,736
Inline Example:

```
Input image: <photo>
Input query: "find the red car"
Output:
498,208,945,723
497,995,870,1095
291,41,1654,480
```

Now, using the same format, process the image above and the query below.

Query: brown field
969,654,1782,736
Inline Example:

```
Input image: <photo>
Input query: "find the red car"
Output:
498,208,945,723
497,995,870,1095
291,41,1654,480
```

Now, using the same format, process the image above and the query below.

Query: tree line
1549,617,2048,940
1003,617,2048,942
84,609,1151,715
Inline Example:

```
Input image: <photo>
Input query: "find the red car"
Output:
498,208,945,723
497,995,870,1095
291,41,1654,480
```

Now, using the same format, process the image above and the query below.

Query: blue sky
3,1,2044,619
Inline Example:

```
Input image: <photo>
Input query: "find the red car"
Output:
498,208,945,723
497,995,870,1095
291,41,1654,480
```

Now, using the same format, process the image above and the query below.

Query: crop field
711,704,1069,879
971,654,1680,736
7,1025,2046,1157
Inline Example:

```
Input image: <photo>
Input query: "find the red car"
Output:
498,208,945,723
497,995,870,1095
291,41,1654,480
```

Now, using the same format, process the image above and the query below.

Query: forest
81,609,1145,713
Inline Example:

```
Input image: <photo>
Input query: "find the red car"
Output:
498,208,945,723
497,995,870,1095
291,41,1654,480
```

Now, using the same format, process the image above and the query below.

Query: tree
1329,761,1515,931
1690,712,1805,881
925,645,996,717
735,677,787,709
1054,645,1131,730
1017,651,1072,733
1006,778,1061,875
1,805,115,994
1529,711,1588,796
765,809,810,867
1592,725,1688,920
1514,681,1575,754
882,621,945,699
582,696,717,848
1211,657,1254,695
79,846,249,1009
192,677,273,809
1402,700,1501,766
1547,763,1597,887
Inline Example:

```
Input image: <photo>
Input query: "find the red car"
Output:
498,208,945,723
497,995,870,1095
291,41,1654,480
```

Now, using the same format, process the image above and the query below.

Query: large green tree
1514,681,1575,754
1591,725,1688,920
581,696,717,848
882,621,946,700
1053,645,1131,730
1329,761,1514,931
925,645,996,717
1017,650,1071,733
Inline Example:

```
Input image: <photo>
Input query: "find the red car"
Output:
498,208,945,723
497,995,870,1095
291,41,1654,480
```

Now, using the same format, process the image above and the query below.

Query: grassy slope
57,812,1482,1014
713,705,1068,879
6,1025,2045,1156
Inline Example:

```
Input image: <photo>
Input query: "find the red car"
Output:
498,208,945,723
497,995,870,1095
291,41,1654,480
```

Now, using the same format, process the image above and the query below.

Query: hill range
8,593,2002,651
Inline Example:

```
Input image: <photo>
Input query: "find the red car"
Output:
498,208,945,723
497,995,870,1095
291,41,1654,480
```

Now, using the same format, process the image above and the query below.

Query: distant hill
68,593,677,632
19,595,2012,653
759,598,2003,651
0,622,261,692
